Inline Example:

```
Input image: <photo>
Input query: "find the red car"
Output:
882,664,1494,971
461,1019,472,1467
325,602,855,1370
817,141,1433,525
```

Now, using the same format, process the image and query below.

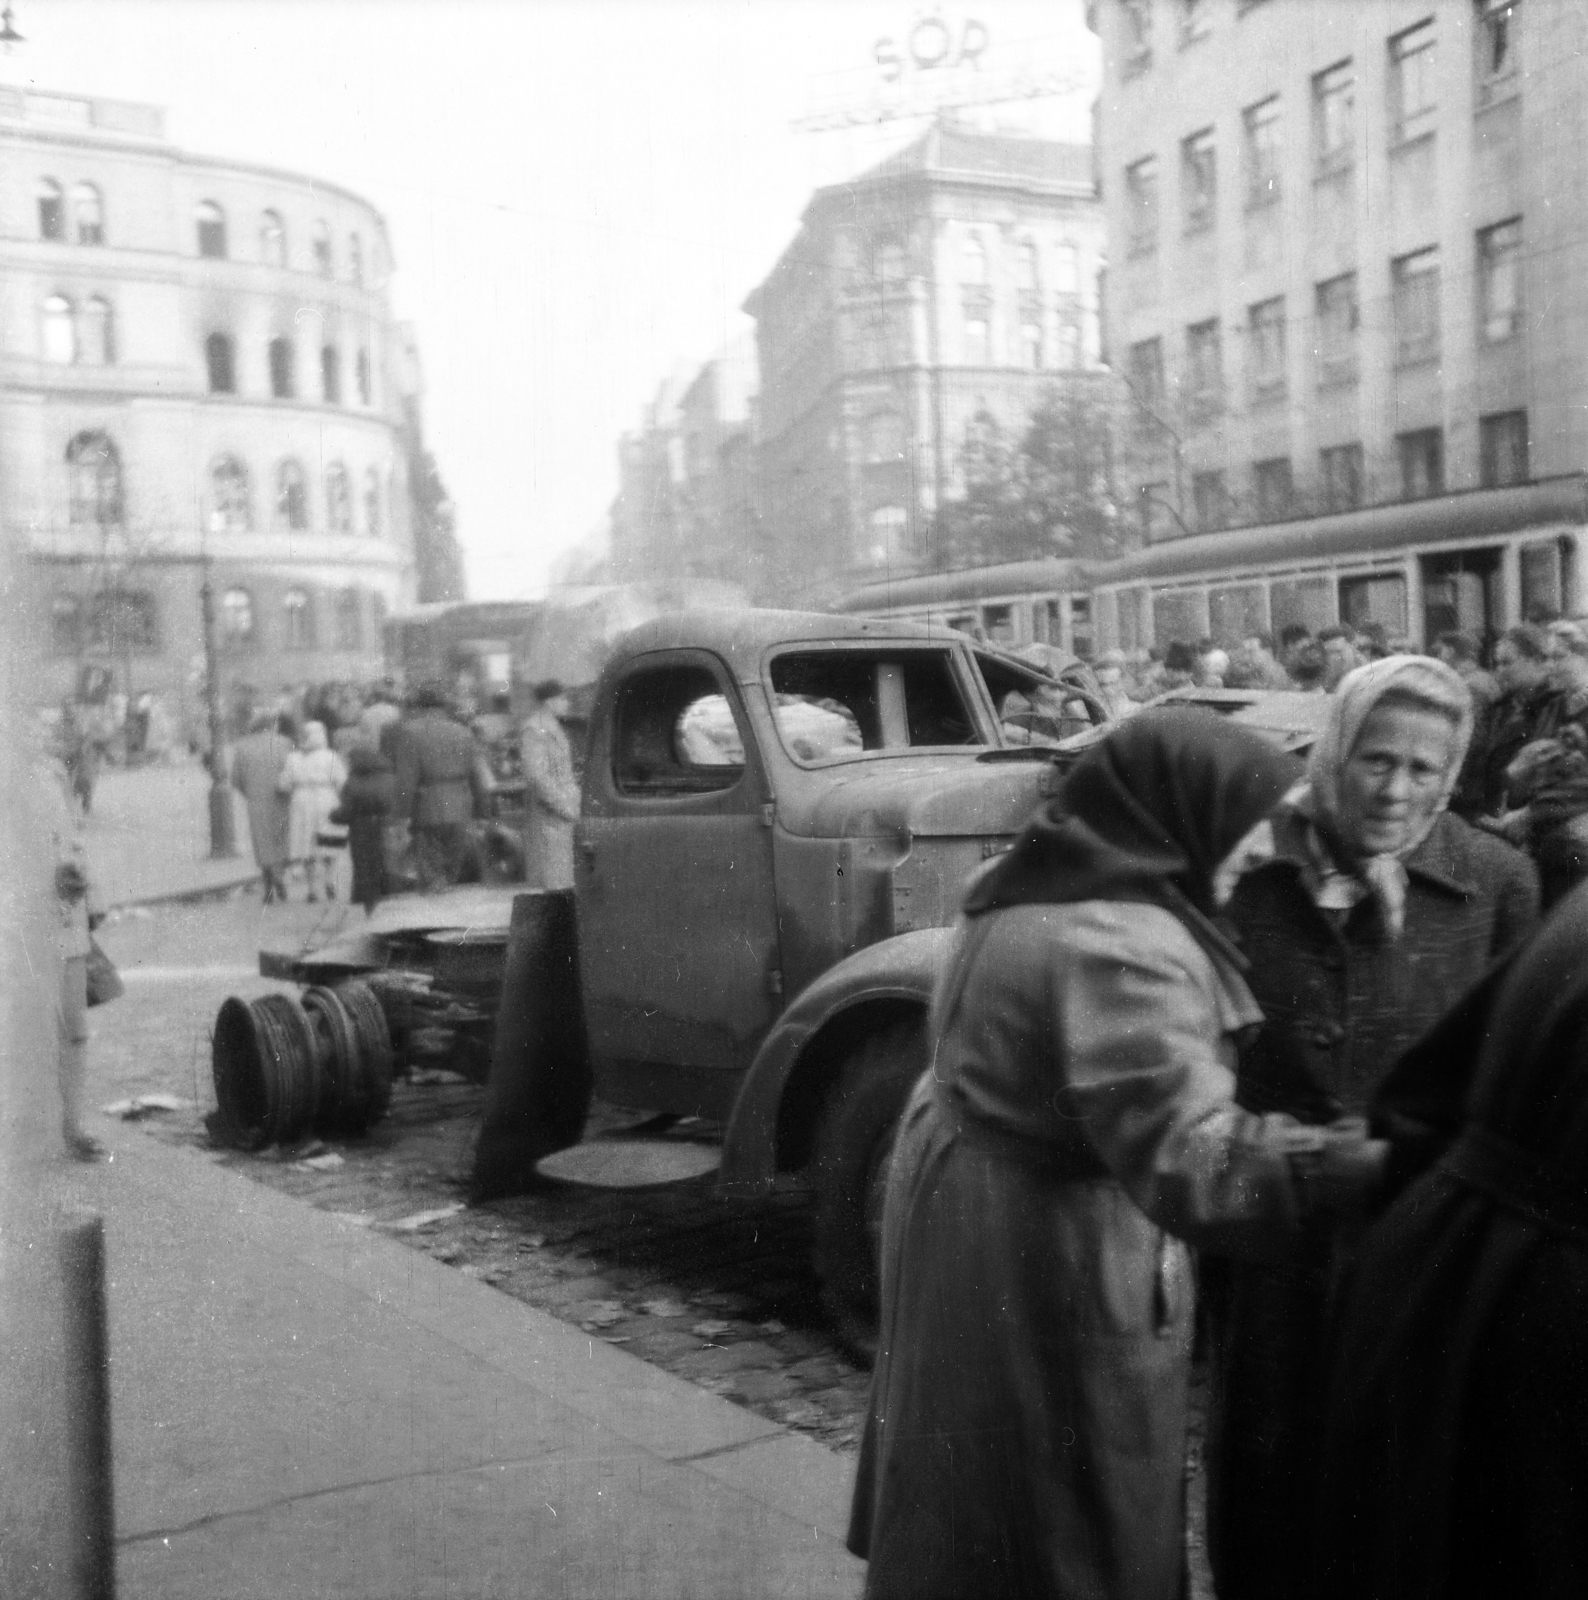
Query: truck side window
769,649,978,760
613,664,746,796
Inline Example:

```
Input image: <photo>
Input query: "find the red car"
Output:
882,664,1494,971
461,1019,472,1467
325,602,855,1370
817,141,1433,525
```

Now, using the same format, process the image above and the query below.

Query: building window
283,588,315,651
876,240,908,286
88,590,160,655
320,344,341,403
334,588,363,650
66,432,123,527
1180,0,1211,46
1398,428,1445,498
1480,410,1529,487
961,232,988,285
866,506,910,567
1248,297,1287,401
268,336,295,398
211,456,252,532
1015,240,1039,293
205,332,236,394
1125,156,1159,255
863,411,907,464
1393,246,1441,364
1391,19,1438,144
71,183,104,245
1192,470,1228,531
1128,338,1166,432
1138,482,1175,542
1052,243,1079,294
312,220,333,277
1243,96,1282,208
348,232,364,286
52,595,83,656
1254,457,1294,519
38,177,64,240
78,297,115,366
1320,442,1364,510
276,459,308,530
1122,0,1153,74
1477,0,1519,105
196,200,228,259
1478,219,1522,341
355,349,371,405
1186,319,1222,417
962,315,990,365
326,462,352,533
1056,318,1083,370
221,588,255,646
43,294,76,363
1020,321,1044,369
363,468,382,538
260,210,287,267
1313,60,1355,172
1181,129,1217,234
1315,273,1359,386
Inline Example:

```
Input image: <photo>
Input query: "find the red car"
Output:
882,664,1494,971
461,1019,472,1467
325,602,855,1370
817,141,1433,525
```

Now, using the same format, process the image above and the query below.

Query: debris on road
381,1202,467,1233
102,1093,193,1120
691,1319,736,1341
298,1152,345,1171
640,1298,690,1319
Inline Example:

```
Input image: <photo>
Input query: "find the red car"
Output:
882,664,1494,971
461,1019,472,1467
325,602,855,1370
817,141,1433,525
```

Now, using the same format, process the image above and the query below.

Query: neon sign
874,15,990,84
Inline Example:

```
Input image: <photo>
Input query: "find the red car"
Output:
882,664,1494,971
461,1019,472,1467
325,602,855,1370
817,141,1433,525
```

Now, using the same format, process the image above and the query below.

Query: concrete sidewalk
61,1127,863,1598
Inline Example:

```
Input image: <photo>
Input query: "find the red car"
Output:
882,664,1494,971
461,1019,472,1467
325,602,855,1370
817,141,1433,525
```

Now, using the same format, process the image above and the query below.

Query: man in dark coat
331,746,395,915
391,683,490,890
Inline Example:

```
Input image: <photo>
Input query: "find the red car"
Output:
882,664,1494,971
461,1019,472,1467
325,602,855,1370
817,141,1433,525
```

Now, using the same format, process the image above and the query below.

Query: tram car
835,476,1588,656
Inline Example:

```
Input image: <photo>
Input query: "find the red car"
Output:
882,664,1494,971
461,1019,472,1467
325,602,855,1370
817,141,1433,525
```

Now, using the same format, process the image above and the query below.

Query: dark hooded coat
332,748,395,912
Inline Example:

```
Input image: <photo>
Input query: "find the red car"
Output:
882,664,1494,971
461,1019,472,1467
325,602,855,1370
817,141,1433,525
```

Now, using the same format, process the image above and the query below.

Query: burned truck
220,609,1105,1342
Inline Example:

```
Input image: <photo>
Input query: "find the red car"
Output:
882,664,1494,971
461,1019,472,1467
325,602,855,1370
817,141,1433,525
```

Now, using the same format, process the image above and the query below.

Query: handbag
85,935,123,1007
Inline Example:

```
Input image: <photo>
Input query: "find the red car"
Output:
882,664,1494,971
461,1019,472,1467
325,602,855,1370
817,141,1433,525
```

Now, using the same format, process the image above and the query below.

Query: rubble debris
381,1203,466,1233
102,1093,192,1120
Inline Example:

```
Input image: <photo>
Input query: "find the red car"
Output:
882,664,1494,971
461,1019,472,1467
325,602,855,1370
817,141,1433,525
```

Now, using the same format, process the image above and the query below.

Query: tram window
982,604,1016,643
1118,588,1148,654
1208,584,1266,646
1069,598,1094,660
1270,576,1334,635
947,613,978,636
1339,574,1408,638
1420,551,1500,643
1153,591,1203,654
1520,541,1565,621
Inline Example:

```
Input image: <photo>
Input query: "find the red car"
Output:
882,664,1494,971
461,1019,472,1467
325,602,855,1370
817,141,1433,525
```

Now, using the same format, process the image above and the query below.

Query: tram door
1420,549,1500,646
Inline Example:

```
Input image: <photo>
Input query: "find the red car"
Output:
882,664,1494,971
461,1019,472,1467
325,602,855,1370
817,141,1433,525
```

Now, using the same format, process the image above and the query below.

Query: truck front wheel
810,1019,927,1362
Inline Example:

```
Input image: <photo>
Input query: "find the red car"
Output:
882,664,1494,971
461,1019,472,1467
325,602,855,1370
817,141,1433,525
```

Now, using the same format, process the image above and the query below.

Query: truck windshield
768,649,981,764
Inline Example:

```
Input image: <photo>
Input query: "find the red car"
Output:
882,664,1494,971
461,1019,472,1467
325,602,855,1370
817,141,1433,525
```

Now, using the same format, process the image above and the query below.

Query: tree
410,449,466,603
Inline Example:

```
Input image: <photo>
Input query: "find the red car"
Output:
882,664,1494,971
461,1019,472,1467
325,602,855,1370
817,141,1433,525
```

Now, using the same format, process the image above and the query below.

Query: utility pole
199,557,236,858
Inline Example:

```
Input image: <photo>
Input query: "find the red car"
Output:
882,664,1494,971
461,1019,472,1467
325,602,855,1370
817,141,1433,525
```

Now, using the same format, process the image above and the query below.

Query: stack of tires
212,980,394,1149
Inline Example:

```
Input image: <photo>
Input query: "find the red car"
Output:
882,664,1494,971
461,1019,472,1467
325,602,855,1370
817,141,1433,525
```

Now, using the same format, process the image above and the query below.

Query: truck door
574,649,782,1112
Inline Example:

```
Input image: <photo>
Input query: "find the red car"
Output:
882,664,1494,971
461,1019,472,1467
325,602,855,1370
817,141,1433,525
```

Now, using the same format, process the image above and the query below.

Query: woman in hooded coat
1208,655,1540,1600
1312,881,1588,1599
847,710,1388,1600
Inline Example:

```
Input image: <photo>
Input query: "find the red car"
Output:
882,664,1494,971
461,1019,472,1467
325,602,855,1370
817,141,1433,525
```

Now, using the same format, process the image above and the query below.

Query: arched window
268,336,295,398
275,459,308,530
334,587,363,650
210,456,252,532
320,344,341,403
38,177,64,241
260,210,287,267
67,432,123,527
52,595,83,656
221,588,254,646
863,411,907,464
311,220,332,277
205,332,236,394
282,588,314,651
348,232,363,286
196,200,227,259
961,232,988,285
42,294,76,363
88,589,159,654
80,297,114,366
71,183,104,245
363,468,381,538
355,348,371,405
866,506,911,567
1016,240,1039,292
325,462,352,533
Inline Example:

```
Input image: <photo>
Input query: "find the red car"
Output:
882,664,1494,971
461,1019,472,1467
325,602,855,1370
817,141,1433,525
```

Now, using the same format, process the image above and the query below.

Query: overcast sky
16,0,1099,600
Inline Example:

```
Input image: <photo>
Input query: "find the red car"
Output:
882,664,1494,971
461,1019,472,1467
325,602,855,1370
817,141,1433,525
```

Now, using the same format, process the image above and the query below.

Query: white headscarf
301,719,329,753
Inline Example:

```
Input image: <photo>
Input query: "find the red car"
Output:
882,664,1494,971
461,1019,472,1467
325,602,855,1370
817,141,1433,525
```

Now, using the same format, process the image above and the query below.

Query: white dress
282,748,347,860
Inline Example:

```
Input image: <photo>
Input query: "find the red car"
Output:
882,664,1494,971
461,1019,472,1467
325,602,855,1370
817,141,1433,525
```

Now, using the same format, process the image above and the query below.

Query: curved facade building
0,84,418,721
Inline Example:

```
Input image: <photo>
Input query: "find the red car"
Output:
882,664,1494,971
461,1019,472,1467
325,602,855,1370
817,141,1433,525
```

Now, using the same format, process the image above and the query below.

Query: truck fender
717,927,952,1197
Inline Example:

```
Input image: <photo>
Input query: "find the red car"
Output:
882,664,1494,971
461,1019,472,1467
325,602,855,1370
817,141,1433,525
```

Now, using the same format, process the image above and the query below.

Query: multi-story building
745,121,1109,605
1089,0,1586,577
0,84,420,720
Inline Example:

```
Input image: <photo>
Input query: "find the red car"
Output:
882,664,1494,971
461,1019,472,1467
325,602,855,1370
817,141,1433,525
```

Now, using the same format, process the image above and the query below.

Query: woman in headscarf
1313,881,1588,1599
1208,655,1540,1600
278,719,348,903
847,710,1389,1600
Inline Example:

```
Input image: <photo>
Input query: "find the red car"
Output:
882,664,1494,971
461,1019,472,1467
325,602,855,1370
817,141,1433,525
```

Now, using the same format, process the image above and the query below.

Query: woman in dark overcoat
332,745,395,915
848,712,1390,1600
1208,655,1540,1600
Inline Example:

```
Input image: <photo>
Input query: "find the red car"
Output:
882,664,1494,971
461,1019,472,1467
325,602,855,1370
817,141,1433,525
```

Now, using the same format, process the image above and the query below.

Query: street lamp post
199,557,236,859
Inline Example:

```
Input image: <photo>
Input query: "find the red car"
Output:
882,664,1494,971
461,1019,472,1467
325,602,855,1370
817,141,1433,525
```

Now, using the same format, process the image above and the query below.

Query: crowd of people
849,646,1587,1599
227,675,580,913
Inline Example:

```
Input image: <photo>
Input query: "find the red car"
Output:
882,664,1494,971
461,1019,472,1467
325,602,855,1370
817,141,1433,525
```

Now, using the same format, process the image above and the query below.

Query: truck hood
780,754,1048,840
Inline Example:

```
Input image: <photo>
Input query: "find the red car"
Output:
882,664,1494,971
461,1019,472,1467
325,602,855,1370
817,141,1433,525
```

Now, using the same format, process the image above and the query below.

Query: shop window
196,200,227,259
283,589,315,651
211,456,252,532
71,183,104,245
320,344,341,403
276,459,308,530
205,332,236,394
1479,410,1529,487
221,588,255,646
38,177,64,240
67,431,123,527
269,337,295,399
325,462,352,533
260,210,287,267
43,294,75,363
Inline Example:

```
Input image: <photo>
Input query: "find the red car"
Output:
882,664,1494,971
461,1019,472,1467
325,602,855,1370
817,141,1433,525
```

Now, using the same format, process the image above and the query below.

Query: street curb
107,871,260,915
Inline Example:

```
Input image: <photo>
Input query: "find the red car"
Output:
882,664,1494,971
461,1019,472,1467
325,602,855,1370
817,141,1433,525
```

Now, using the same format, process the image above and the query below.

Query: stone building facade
0,84,418,721
1089,0,1585,542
